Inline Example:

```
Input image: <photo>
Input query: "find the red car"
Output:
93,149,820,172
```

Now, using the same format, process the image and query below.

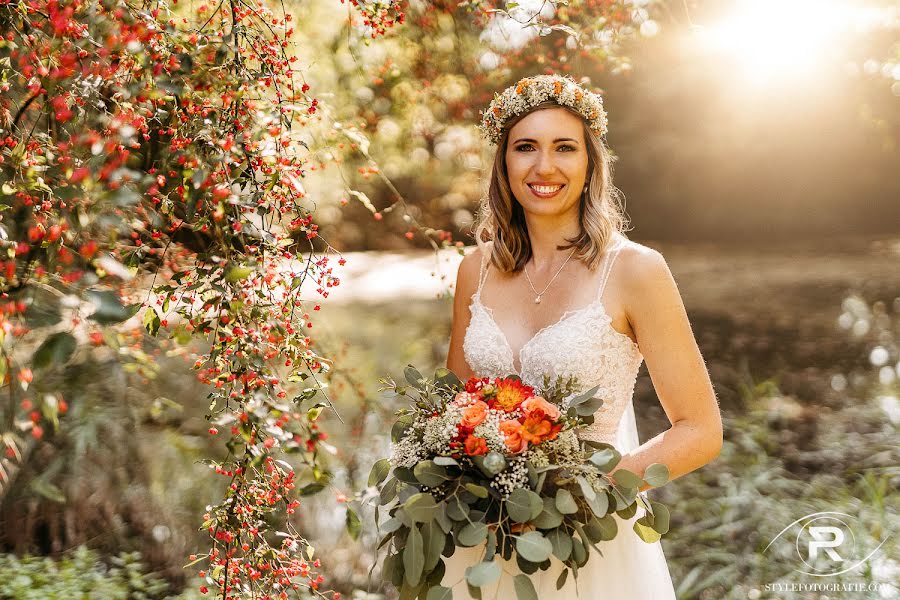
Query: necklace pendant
534,295,542,304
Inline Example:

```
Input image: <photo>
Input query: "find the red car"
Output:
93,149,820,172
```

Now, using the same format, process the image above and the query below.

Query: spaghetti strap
475,241,493,295
597,234,625,300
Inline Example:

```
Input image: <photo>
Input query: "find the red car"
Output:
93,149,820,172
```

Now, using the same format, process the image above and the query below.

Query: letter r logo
808,526,844,562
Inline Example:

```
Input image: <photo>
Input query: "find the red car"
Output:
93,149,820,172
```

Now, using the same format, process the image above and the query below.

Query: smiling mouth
528,184,565,197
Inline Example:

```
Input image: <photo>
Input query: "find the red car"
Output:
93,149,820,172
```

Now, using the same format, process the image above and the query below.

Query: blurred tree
0,0,652,596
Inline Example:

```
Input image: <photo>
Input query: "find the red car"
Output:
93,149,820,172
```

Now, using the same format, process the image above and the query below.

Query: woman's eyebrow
512,137,580,144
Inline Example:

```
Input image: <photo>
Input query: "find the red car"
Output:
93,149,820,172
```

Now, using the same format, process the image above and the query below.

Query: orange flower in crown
489,378,535,412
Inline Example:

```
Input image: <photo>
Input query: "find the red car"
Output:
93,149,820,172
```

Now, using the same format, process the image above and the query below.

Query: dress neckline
470,290,640,376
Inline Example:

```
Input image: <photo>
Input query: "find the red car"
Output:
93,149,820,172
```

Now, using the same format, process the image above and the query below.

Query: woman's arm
446,247,482,381
612,246,723,488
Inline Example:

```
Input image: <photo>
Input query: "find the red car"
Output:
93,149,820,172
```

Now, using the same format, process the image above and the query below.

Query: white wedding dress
442,233,676,599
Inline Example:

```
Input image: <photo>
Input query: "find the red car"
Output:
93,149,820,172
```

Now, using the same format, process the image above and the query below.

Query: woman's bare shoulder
615,237,672,291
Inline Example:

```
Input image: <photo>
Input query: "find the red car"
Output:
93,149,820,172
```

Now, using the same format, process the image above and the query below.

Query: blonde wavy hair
472,100,628,273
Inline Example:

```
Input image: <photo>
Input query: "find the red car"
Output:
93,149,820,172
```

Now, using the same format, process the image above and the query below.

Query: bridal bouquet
366,365,671,599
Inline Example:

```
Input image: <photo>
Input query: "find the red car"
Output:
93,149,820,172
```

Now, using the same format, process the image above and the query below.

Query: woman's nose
534,150,557,176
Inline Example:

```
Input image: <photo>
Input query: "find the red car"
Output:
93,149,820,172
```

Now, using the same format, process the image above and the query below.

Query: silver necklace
523,248,577,304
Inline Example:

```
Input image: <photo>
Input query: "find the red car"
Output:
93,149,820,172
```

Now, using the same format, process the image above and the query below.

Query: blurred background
1,0,897,598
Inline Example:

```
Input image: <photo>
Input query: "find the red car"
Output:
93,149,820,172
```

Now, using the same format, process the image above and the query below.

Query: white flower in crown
478,74,608,145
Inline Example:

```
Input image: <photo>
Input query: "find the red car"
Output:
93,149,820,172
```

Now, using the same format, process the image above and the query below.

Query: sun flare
695,0,884,83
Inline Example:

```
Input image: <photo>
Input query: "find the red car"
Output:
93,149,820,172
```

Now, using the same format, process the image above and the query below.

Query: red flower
464,376,489,394
464,435,488,456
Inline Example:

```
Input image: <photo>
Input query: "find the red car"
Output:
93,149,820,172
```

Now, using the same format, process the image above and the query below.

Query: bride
443,75,723,598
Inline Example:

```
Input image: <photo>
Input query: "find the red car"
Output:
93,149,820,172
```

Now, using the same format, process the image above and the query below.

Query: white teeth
530,184,563,194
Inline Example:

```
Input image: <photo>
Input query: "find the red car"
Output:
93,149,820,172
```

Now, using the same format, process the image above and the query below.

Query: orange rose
499,419,528,454
521,395,561,421
464,435,489,456
460,400,489,428
520,415,553,445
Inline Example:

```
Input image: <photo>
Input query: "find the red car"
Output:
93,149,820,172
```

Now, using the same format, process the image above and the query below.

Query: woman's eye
514,144,576,152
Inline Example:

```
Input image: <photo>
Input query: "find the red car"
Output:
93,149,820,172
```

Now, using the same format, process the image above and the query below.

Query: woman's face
504,107,589,219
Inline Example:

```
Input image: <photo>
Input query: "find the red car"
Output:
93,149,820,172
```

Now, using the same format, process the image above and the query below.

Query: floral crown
478,74,608,145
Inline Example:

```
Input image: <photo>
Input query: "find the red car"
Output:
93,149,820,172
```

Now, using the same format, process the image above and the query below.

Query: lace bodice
462,234,644,443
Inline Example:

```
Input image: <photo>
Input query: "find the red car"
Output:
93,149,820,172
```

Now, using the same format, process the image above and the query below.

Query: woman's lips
528,183,565,199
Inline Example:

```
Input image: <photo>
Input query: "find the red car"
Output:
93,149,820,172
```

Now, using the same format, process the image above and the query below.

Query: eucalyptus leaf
570,532,587,567
616,502,638,520
404,365,426,389
392,414,415,442
465,558,501,587
465,483,489,498
514,531,552,562
574,397,604,416
426,559,447,586
566,384,601,407
546,528,573,562
426,586,453,600
633,518,662,543
399,581,423,600
380,516,403,533
403,525,424,586
434,367,463,388
612,468,643,489
588,448,621,473
458,522,488,547
382,552,400,585
435,502,453,533
377,531,395,551
643,463,670,488
404,493,439,523
434,456,460,467
576,475,596,501
422,521,446,571
467,582,482,600
516,553,539,575
394,466,419,485
585,490,609,518
532,497,563,529
555,489,578,515
506,488,543,523
513,574,538,600
368,458,391,487
556,568,568,590
446,496,470,521
379,477,399,505
414,461,452,487
649,501,670,534
594,514,618,541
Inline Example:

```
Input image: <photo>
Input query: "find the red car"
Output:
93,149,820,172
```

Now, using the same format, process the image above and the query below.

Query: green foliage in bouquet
357,366,671,599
